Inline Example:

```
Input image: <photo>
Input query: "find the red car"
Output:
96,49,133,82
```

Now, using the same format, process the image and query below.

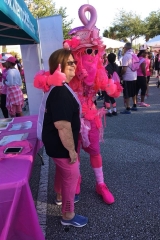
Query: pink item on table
0,140,33,160
0,115,45,240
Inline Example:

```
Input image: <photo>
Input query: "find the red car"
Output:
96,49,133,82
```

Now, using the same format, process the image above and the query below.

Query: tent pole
0,34,34,42
0,22,19,29
0,27,10,32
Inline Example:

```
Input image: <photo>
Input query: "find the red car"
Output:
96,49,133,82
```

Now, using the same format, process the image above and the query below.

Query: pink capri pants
53,157,80,214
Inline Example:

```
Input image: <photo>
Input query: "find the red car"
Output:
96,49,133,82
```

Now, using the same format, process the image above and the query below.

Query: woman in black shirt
38,49,88,227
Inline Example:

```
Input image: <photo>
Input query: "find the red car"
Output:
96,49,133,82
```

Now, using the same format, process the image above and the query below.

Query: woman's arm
121,66,127,76
54,120,77,164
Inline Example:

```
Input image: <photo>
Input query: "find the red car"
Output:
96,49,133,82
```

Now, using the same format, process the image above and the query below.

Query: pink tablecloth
0,115,45,240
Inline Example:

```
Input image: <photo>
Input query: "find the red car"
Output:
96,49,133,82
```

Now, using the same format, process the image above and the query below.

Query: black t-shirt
105,63,120,76
42,85,80,158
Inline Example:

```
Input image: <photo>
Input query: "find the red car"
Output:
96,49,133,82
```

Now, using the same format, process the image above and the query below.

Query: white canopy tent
146,35,160,48
102,37,125,49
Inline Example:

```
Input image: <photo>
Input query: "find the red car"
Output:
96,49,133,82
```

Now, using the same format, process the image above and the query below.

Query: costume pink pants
75,120,104,194
53,158,80,214
79,120,102,168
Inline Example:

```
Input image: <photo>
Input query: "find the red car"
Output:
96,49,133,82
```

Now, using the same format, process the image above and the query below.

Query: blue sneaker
131,106,138,111
74,194,80,203
55,194,79,205
61,214,88,227
120,109,131,114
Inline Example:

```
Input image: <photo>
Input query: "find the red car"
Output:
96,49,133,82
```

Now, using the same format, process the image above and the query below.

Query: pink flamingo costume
34,4,122,204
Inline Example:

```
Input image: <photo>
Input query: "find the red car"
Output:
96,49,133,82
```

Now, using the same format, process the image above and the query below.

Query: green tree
107,10,146,43
103,27,128,42
57,6,73,40
103,27,117,39
9,51,20,59
24,0,73,39
145,10,160,41
2,46,7,53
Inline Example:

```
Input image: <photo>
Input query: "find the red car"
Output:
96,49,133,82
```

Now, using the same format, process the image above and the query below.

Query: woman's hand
69,150,77,164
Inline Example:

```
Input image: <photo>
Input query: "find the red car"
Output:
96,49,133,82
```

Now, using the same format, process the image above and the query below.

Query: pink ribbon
80,118,91,148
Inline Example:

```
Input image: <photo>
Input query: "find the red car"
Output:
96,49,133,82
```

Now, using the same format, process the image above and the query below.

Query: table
0,115,45,240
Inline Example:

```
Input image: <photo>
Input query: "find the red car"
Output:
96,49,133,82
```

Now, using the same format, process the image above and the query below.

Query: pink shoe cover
138,102,150,107
96,183,115,204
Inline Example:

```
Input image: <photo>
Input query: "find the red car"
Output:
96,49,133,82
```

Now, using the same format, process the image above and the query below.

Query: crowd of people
0,44,156,228
97,42,155,115
33,3,123,227
32,1,159,227
0,3,158,230
35,39,158,227
34,41,156,228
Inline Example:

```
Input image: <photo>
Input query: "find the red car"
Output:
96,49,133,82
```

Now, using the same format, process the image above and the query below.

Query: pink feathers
34,65,66,92
34,71,50,92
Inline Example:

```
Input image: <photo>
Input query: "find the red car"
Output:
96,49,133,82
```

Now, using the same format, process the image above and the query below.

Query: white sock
113,107,117,112
93,167,104,184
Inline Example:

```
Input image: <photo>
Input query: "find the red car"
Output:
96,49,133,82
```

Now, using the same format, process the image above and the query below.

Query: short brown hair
49,48,72,74
124,42,132,49
7,62,16,68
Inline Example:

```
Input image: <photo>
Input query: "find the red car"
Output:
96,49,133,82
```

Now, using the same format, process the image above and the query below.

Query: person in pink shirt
136,50,150,107
145,53,152,97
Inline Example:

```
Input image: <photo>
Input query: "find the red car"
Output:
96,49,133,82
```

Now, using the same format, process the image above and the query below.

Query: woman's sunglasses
67,61,77,66
85,48,98,55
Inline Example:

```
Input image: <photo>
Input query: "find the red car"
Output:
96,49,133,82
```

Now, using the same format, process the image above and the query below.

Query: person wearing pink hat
55,6,117,205
4,56,24,117
0,54,13,118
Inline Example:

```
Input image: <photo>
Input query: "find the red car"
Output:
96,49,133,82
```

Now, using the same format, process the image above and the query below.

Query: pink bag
112,71,120,83
130,54,141,71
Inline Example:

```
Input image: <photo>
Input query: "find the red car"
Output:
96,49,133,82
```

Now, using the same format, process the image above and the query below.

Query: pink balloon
78,4,97,30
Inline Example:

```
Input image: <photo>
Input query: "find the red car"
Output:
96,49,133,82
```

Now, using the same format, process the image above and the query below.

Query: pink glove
47,64,66,86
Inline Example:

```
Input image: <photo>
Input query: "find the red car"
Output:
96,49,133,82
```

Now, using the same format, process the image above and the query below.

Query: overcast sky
55,0,160,43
